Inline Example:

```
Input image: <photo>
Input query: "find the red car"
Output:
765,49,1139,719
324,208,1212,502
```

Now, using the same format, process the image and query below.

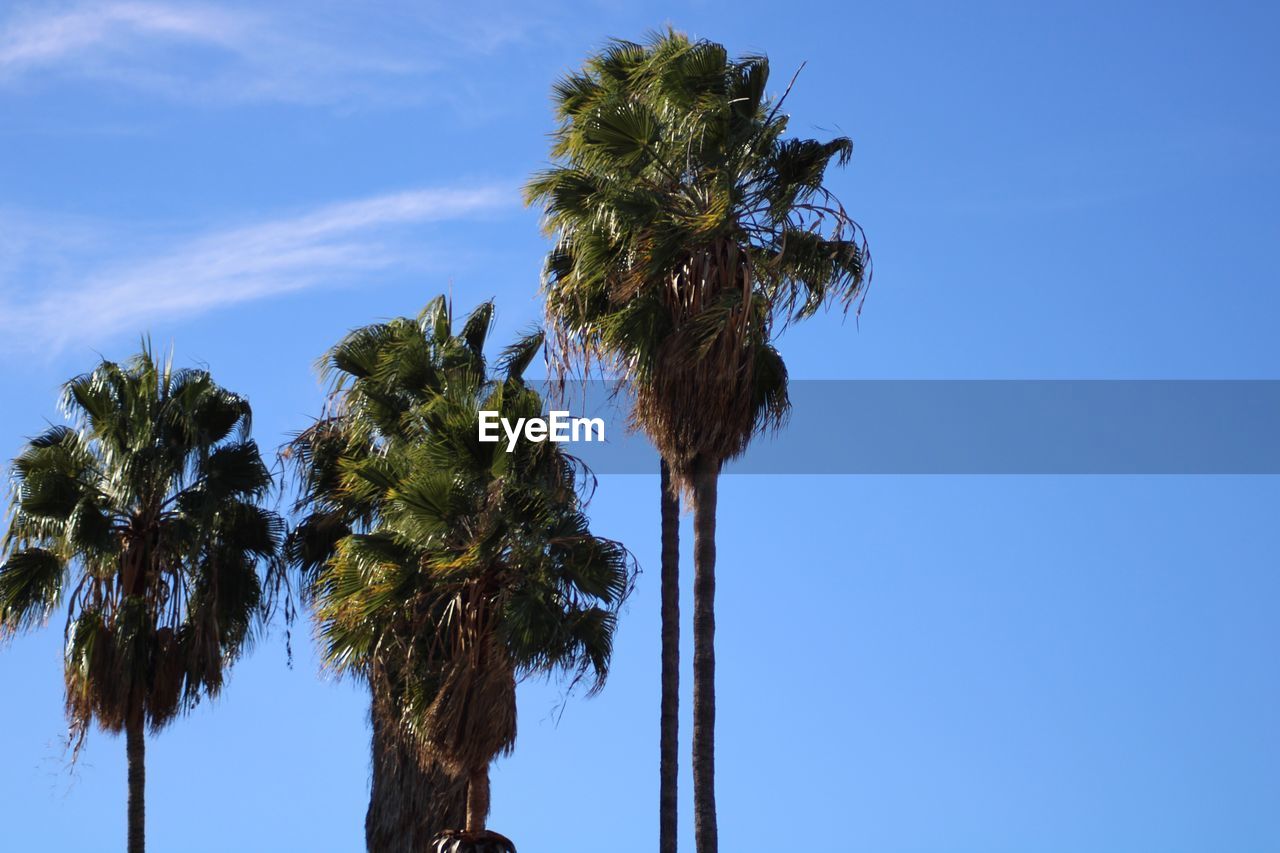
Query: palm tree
526,31,870,852
288,298,633,852
286,298,482,851
0,347,283,853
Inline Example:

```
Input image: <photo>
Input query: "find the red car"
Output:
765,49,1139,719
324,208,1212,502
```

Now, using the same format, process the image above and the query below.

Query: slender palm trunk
367,693,467,853
691,459,718,853
659,458,680,853
126,715,146,853
465,766,491,833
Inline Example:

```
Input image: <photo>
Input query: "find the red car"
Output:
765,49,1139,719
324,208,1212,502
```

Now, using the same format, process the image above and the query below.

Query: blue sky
1,1,1278,851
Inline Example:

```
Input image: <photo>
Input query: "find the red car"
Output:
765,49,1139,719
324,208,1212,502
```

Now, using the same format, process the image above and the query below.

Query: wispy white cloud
0,3,240,69
0,185,515,353
0,1,438,105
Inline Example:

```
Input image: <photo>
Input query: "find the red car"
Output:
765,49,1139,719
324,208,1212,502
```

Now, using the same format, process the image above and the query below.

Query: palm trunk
367,693,467,853
659,457,680,853
465,766,490,834
691,460,718,853
126,715,146,853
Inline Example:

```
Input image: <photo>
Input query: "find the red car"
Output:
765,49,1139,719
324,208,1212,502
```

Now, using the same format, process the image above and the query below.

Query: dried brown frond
631,238,780,488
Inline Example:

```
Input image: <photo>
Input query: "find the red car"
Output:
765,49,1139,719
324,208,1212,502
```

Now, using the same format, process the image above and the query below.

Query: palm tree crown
527,29,870,479
287,298,633,843
1,346,282,738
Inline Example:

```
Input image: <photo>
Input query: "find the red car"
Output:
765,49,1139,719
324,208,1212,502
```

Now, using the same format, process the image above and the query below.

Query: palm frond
0,548,66,634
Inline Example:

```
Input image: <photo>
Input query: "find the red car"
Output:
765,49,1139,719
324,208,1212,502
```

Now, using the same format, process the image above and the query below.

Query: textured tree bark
659,457,681,853
691,460,718,853
366,695,467,853
126,715,146,853
465,766,491,834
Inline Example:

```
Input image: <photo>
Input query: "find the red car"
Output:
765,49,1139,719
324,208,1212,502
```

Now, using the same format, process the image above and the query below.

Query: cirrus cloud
0,184,517,354
0,1,442,105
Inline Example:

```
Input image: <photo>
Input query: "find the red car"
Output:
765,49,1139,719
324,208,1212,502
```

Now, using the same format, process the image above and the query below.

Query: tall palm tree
0,347,283,853
526,31,870,852
288,298,633,852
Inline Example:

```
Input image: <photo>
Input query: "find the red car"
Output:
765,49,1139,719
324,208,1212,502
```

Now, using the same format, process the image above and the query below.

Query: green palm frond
0,548,66,634
459,301,495,356
496,330,545,382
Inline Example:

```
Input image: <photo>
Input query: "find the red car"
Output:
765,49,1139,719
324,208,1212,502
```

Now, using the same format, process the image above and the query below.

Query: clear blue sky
2,2,1278,851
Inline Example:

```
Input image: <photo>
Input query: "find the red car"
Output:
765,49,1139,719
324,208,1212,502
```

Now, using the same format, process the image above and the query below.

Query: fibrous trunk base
367,693,467,853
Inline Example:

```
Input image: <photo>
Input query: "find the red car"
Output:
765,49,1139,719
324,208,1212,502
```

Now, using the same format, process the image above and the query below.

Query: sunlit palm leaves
287,298,633,837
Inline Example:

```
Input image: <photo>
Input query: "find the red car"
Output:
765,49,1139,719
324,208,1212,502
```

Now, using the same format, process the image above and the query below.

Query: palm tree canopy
526,29,870,478
286,298,634,779
0,347,283,742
